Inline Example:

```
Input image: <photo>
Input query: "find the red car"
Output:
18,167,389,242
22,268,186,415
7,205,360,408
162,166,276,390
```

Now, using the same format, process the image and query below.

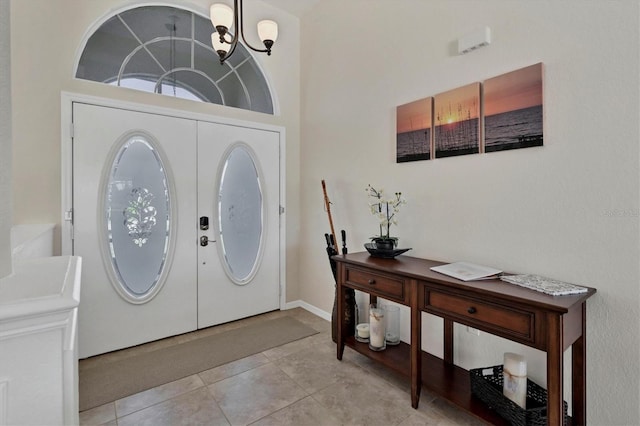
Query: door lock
200,235,215,246
199,216,209,230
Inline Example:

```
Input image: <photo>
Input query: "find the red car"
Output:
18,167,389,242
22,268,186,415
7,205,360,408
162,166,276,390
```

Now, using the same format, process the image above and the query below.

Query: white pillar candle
369,305,386,350
356,323,370,339
503,352,527,408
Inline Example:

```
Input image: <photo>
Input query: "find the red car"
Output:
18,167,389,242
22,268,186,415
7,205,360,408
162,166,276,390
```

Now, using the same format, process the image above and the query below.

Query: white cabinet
0,256,82,425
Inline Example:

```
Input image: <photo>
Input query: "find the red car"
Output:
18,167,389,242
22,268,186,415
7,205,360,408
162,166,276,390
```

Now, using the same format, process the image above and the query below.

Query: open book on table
430,262,502,282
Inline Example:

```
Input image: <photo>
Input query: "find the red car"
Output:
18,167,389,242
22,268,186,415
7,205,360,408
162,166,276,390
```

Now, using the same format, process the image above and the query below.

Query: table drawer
425,290,535,343
345,267,406,303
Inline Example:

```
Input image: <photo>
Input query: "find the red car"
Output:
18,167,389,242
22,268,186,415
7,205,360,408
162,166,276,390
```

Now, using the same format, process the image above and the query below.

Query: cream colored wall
300,1,639,424
10,0,301,301
0,0,12,279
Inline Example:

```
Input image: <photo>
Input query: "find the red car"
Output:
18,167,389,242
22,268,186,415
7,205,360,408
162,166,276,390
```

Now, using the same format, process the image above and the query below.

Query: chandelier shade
210,3,233,31
211,33,230,54
257,20,278,44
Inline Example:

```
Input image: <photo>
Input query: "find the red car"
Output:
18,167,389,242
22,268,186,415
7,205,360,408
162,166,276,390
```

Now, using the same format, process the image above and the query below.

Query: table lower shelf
344,336,508,425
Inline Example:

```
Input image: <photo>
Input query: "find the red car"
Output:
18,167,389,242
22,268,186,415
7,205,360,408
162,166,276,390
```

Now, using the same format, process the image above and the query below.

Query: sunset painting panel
434,83,480,158
484,63,543,152
396,97,433,163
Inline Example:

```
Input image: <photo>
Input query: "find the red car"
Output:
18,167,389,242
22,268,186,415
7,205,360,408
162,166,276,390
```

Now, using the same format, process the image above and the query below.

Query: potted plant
366,184,406,250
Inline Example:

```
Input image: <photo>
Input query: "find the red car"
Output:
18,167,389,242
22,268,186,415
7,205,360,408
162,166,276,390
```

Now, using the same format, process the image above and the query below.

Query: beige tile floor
79,308,487,426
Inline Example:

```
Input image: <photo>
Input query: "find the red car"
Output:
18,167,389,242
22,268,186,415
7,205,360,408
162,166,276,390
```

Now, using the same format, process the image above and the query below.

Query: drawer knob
368,279,376,285
467,307,477,314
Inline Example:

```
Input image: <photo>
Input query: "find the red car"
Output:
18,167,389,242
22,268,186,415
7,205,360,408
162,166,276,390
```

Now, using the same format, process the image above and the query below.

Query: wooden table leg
410,280,421,408
546,313,564,426
336,270,345,360
444,318,454,364
572,303,587,425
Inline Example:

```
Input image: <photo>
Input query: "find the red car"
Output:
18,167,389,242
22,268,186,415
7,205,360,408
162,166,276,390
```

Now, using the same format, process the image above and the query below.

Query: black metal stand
326,230,355,342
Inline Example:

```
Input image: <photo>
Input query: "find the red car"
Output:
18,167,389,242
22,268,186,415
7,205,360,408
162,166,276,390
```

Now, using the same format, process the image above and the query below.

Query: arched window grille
75,5,274,114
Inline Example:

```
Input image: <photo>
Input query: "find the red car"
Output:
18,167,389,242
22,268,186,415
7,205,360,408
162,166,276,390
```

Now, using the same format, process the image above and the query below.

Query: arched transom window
76,5,274,114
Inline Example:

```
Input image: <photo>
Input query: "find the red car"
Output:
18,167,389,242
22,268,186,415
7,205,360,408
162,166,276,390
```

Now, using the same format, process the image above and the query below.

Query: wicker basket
470,365,568,426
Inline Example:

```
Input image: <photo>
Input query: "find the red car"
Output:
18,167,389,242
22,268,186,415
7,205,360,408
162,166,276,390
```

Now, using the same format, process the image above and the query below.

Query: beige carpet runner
79,316,318,411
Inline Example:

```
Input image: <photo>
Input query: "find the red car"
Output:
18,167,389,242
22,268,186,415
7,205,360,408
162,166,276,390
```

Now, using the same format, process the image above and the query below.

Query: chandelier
210,0,278,64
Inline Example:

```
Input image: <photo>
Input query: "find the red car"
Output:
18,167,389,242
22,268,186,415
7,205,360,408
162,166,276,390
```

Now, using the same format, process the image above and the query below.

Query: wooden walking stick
321,179,338,254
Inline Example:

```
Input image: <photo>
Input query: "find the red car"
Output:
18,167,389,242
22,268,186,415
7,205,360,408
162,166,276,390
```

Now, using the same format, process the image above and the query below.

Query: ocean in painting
397,128,430,163
485,105,543,152
434,118,479,158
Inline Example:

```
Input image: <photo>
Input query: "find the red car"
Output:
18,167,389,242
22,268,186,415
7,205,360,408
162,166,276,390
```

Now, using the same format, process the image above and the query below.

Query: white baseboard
283,300,331,322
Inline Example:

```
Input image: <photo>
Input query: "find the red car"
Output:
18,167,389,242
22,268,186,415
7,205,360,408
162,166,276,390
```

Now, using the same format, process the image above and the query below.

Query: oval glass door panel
217,145,264,284
104,135,172,301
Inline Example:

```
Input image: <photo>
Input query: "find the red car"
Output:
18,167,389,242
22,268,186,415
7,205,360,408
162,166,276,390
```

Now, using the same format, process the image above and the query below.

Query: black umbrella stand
325,231,356,343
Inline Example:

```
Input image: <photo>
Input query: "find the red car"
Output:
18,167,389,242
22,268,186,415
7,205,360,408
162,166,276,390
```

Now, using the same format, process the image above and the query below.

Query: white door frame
60,92,287,311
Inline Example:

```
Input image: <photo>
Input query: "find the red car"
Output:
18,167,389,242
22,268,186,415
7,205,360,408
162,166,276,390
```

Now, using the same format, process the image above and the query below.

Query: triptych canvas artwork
396,63,543,163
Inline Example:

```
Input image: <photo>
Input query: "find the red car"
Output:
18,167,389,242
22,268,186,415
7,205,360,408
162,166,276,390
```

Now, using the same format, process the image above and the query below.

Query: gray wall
0,0,12,279
299,1,639,424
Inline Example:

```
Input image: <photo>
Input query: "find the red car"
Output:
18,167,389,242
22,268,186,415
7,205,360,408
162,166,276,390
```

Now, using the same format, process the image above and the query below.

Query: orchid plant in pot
366,184,406,250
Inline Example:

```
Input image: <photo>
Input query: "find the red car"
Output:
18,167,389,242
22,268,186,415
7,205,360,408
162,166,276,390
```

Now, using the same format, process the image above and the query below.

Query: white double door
73,103,280,358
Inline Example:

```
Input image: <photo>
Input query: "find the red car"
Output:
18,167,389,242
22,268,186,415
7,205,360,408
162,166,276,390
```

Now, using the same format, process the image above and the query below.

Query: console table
335,252,596,425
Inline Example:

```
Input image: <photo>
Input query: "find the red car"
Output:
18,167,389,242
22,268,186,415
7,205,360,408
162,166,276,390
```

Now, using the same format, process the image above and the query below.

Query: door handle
200,235,216,246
